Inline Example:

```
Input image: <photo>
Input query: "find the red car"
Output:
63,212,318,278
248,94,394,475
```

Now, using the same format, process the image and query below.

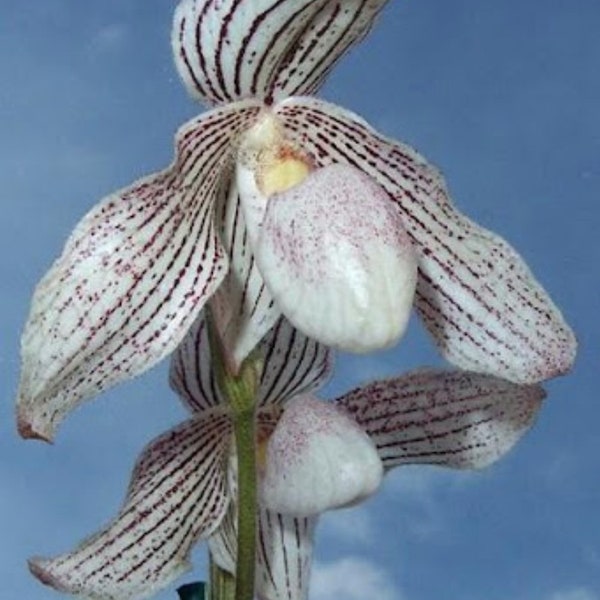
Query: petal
172,0,387,105
261,394,383,516
17,100,261,442
335,368,545,469
168,315,221,413
253,163,417,353
275,97,577,384
256,511,316,600
169,313,333,412
30,410,232,600
209,504,316,600
257,318,334,407
210,446,317,600
269,0,389,102
210,180,282,368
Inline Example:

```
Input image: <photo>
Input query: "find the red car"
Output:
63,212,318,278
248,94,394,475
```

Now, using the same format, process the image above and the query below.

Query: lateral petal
172,0,387,105
169,313,333,412
275,97,577,384
335,368,545,469
29,410,232,600
17,101,261,442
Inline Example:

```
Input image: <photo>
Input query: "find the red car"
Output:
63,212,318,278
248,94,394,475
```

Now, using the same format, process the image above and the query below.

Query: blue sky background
1,1,598,599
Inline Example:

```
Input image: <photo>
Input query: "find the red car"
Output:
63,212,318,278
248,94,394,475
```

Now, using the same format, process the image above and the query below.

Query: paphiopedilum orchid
29,316,545,600
18,0,576,442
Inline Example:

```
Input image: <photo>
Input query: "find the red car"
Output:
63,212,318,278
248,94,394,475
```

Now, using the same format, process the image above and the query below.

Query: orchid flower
18,0,576,443
28,316,544,600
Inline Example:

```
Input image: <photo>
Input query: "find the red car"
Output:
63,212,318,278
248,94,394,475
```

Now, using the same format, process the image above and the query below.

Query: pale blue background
1,2,598,599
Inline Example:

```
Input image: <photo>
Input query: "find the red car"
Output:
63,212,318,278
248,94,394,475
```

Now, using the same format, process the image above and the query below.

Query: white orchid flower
18,0,575,442
28,317,544,600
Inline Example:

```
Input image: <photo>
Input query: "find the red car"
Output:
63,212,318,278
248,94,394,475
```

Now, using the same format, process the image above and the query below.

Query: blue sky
1,1,599,599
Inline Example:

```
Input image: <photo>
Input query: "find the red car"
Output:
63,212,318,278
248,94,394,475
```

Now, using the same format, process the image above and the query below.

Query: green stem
206,311,261,600
210,556,236,600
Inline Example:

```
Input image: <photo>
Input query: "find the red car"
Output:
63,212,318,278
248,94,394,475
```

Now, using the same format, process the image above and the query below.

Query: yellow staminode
260,153,311,196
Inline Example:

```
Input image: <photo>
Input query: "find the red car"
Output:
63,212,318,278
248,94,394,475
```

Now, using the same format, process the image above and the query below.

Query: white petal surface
29,410,232,600
261,394,383,516
335,369,545,469
169,313,333,412
256,164,417,353
211,180,281,368
257,318,334,407
168,315,221,413
172,0,387,105
210,436,317,600
256,511,317,600
275,97,577,384
17,101,261,441
209,504,316,600
269,0,389,102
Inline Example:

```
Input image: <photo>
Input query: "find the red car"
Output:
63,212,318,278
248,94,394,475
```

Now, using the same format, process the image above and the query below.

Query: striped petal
208,411,318,600
168,314,221,413
210,180,282,368
169,313,333,412
335,369,545,469
268,0,388,102
172,0,387,106
209,504,316,600
17,101,261,442
257,318,334,408
261,395,383,516
256,511,316,600
275,97,577,384
29,410,232,600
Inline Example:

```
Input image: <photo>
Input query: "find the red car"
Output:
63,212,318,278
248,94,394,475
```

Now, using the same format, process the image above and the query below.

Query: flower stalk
208,312,262,600
209,557,235,600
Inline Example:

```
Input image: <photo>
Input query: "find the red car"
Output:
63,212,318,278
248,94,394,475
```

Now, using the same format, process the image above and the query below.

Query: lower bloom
29,317,545,600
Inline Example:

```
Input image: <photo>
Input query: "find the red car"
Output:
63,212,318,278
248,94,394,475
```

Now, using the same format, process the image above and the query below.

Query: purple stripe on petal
172,0,388,105
335,368,545,469
208,461,317,600
169,312,333,413
270,0,389,102
211,180,282,368
256,510,316,600
30,411,232,600
169,316,221,413
18,101,261,441
258,318,334,407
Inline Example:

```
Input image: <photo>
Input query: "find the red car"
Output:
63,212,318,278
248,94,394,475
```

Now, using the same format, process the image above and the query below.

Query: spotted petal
261,394,383,516
275,97,577,384
169,313,333,412
172,0,388,106
254,164,417,353
17,101,261,442
335,369,545,469
29,410,232,600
